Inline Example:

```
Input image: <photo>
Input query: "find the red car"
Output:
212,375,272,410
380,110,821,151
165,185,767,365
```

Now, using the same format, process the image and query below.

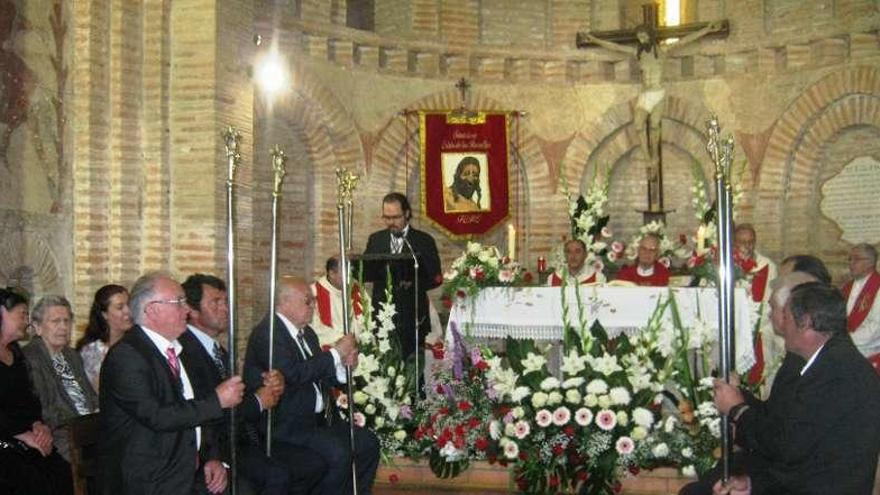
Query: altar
447,286,756,373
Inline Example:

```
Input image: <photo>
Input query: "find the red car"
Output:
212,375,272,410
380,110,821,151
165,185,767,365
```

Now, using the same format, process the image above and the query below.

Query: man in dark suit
98,272,245,495
363,192,442,359
243,276,379,495
685,274,880,494
181,273,326,494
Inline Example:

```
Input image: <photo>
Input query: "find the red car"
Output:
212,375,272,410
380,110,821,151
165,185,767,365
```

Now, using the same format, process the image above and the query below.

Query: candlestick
507,223,516,260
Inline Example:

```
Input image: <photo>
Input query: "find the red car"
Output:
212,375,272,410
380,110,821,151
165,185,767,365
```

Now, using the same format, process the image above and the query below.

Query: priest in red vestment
841,243,880,372
310,256,363,348
615,233,669,286
547,239,606,286
734,224,779,388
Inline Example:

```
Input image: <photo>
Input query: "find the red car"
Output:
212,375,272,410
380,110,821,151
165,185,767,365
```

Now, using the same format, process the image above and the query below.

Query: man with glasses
362,192,442,360
98,272,245,495
615,233,670,286
842,243,880,372
243,276,379,495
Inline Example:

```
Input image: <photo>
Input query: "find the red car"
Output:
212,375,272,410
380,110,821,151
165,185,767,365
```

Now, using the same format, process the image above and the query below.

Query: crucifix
455,77,471,110
577,3,729,224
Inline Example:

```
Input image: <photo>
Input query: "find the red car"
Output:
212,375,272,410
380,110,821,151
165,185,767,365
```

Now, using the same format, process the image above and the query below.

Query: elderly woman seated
0,289,73,495
22,295,98,463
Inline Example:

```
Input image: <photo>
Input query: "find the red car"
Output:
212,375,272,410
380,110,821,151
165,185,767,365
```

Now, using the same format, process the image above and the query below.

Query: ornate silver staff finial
270,145,287,196
222,126,242,178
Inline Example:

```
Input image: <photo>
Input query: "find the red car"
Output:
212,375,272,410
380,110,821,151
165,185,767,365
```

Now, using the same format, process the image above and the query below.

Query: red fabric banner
420,112,510,237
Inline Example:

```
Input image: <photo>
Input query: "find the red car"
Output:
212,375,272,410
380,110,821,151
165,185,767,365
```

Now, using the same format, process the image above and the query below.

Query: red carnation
552,444,564,456
468,417,481,429
431,342,445,360
474,437,489,451
564,426,576,437
458,400,472,412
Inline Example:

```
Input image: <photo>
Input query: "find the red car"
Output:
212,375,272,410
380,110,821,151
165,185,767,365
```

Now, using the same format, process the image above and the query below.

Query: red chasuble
615,262,670,287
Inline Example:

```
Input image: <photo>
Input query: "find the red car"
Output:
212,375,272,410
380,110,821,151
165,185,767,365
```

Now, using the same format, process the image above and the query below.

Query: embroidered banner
420,111,510,237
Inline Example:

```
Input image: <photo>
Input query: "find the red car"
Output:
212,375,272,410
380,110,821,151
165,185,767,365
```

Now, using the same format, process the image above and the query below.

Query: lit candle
507,223,516,260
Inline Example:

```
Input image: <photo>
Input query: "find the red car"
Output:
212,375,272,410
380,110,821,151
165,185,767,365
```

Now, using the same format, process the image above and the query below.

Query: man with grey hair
683,272,880,494
98,272,245,495
842,243,880,371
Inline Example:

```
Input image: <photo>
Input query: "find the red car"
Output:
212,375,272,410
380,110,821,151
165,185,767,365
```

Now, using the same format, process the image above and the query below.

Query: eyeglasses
148,297,189,309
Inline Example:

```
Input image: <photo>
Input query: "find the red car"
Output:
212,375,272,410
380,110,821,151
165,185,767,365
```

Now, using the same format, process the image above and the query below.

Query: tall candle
507,223,516,260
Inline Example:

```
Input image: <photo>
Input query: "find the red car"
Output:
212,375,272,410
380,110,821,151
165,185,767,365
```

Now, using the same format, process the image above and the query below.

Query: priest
310,256,363,348
615,233,669,286
547,239,606,286
842,243,880,372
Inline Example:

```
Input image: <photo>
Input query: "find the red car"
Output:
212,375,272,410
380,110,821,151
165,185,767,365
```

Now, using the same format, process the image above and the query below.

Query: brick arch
756,66,880,255
564,96,715,240
566,96,714,190
360,90,557,267
265,59,365,275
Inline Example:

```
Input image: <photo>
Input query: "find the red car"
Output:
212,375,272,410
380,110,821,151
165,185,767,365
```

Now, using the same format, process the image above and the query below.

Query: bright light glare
256,50,288,95
664,0,681,26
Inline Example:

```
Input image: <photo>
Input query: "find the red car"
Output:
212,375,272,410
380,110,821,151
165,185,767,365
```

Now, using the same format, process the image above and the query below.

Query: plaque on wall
819,156,880,244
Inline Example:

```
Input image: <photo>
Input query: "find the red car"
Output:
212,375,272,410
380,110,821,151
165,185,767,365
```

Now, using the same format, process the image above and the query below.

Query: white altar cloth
447,286,756,373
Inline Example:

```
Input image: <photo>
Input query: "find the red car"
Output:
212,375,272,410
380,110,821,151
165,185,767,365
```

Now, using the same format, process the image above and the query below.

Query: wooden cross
576,3,728,49
577,2,728,224
455,78,471,110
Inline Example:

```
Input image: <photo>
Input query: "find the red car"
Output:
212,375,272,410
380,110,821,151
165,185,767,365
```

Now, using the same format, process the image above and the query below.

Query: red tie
166,346,180,379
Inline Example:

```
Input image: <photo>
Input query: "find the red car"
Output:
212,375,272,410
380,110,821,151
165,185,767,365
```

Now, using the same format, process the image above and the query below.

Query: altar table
447,286,756,373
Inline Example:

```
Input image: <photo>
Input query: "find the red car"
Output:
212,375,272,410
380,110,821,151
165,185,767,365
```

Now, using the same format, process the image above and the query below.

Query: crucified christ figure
581,20,724,211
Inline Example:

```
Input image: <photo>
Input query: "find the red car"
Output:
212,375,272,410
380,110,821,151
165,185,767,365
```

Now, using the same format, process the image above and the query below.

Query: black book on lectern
349,252,417,286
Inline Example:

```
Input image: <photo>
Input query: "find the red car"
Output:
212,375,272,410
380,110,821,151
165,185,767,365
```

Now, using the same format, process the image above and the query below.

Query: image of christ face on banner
442,153,491,213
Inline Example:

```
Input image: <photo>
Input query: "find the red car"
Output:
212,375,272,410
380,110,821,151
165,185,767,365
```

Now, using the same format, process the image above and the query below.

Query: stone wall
1,0,878,345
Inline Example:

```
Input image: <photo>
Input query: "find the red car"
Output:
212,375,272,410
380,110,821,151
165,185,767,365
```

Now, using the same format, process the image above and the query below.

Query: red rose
468,417,481,429
458,400,472,412
548,475,560,488
628,465,640,475
475,360,489,371
564,426,576,437
389,473,400,484
576,470,589,481
475,437,489,451
456,289,467,299
438,407,449,415
496,406,511,418
435,383,444,394
552,444,564,456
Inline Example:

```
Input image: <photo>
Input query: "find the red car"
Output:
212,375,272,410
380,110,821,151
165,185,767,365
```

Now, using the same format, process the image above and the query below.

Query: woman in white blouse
74,284,131,391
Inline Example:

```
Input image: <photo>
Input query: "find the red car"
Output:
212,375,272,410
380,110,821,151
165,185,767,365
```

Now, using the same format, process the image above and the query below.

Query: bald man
243,276,379,495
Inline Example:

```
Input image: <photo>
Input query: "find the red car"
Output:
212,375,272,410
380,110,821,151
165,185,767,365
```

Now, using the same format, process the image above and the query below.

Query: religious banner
420,111,509,237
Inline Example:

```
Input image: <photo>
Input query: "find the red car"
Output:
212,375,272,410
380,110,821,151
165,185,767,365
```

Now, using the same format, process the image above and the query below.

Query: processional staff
706,116,736,485
335,167,360,495
265,145,287,457
222,126,242,494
